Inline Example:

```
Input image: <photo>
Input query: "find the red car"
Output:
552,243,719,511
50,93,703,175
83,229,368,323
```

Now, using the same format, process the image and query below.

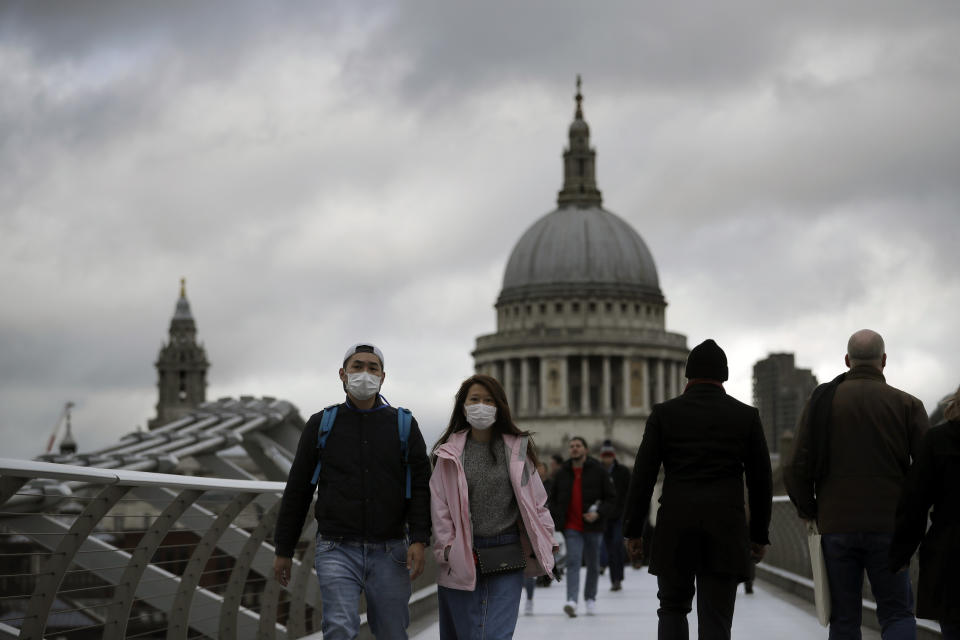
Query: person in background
598,440,631,591
549,436,617,617
548,454,564,489
430,374,557,639
890,385,960,640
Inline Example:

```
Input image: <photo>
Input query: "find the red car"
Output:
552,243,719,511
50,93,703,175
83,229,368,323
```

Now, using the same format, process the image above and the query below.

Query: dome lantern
557,75,602,209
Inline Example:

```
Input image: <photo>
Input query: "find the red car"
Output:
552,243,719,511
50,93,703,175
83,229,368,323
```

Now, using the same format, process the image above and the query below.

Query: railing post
20,484,130,640
219,499,284,640
103,488,203,640
167,492,257,640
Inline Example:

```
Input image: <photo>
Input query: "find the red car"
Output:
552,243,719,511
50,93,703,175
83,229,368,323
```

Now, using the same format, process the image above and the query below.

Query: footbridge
0,396,941,638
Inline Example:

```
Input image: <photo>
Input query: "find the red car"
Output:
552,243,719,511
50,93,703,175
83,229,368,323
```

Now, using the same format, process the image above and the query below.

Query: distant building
753,353,817,453
472,79,688,455
149,279,209,429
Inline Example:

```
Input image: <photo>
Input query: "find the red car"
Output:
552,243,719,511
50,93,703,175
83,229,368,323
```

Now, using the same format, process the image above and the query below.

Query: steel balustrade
0,459,319,639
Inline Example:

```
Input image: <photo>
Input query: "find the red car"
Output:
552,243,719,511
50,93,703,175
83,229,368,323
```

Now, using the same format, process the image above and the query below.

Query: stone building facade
149,279,209,429
473,80,688,455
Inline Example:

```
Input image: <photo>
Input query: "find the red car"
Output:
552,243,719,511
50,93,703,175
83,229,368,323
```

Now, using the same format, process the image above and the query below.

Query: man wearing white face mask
273,343,432,640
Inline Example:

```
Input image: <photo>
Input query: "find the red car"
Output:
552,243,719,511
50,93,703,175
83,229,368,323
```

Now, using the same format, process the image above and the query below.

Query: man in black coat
624,339,772,640
549,436,617,617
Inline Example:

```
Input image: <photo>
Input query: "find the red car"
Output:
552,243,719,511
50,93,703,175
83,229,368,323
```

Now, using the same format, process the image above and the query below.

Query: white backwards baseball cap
342,343,384,367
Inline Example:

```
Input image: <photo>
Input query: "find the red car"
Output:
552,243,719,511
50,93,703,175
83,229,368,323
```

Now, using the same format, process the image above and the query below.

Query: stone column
622,358,632,411
504,359,515,410
558,357,569,413
581,357,590,415
520,357,530,415
540,357,550,414
677,359,685,396
601,356,612,413
656,359,665,404
641,358,650,411
665,361,674,399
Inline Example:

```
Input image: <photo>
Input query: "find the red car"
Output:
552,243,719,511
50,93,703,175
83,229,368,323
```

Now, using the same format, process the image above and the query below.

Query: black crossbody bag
475,542,526,575
473,439,527,576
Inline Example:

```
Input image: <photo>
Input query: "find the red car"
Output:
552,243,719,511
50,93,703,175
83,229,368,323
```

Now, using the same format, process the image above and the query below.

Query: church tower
149,279,209,429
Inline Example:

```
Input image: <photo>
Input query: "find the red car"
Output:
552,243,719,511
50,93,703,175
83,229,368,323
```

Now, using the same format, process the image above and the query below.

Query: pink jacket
430,431,556,591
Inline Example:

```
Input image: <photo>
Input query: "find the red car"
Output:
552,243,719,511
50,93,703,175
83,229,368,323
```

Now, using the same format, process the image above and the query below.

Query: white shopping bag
807,521,831,627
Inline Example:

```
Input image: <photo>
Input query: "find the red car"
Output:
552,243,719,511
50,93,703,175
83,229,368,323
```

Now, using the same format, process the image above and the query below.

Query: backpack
309,404,413,499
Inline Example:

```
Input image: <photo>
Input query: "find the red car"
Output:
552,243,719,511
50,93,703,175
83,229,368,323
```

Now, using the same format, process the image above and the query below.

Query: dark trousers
656,572,738,640
821,533,915,640
602,517,626,584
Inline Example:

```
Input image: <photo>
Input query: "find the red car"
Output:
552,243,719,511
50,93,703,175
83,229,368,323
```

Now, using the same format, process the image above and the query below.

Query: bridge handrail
1,457,285,493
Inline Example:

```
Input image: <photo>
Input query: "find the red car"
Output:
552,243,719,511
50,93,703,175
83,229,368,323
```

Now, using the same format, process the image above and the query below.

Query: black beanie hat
685,339,729,381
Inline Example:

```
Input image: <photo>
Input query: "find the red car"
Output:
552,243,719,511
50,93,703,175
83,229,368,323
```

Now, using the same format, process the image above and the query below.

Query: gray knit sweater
462,436,520,537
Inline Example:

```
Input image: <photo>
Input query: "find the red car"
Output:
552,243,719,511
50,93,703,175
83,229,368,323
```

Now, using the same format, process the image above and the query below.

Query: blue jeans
821,533,916,640
564,529,602,603
313,535,412,640
524,576,536,600
602,518,626,584
438,532,524,640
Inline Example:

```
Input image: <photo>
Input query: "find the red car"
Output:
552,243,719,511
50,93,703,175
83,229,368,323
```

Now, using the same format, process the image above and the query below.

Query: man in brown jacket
785,329,928,640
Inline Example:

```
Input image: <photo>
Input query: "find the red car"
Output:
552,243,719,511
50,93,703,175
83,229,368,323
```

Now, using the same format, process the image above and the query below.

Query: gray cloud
1,1,958,460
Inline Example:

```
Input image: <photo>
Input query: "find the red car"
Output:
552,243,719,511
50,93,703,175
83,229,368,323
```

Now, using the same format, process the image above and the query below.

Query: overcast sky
2,1,958,461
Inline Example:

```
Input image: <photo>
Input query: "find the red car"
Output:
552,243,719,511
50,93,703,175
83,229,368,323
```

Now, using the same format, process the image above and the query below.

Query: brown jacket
785,366,928,533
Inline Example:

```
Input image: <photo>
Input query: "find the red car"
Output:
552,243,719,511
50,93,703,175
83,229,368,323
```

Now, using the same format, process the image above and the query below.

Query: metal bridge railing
0,457,318,640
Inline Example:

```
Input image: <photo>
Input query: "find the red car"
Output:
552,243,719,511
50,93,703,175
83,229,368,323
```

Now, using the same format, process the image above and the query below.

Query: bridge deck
411,565,881,639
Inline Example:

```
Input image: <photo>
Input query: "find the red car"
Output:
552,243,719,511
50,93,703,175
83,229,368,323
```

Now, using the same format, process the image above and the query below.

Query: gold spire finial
575,74,583,119
180,277,186,298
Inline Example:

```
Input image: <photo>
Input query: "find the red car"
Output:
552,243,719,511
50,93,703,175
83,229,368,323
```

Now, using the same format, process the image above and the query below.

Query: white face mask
464,403,496,429
345,372,382,401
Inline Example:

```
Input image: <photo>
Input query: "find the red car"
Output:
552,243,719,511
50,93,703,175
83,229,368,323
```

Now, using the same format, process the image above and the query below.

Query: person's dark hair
569,435,588,449
551,453,564,465
432,374,539,466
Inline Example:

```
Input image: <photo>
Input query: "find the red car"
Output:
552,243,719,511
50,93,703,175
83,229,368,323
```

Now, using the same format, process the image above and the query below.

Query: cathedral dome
498,77,662,306
499,205,662,304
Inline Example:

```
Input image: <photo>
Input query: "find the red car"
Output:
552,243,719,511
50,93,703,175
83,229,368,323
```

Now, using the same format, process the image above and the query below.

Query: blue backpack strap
397,407,412,500
310,405,339,485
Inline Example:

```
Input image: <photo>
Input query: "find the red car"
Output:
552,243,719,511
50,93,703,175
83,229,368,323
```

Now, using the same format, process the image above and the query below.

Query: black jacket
549,456,617,533
623,383,772,581
607,460,632,520
890,420,960,622
273,399,432,557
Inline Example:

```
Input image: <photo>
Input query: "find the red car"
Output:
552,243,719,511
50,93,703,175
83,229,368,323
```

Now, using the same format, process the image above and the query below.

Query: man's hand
750,543,767,563
583,511,600,523
274,556,293,586
626,537,644,563
407,542,425,580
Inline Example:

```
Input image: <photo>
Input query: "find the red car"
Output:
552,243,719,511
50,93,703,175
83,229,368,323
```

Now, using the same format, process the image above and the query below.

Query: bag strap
310,405,339,485
397,407,412,500
311,404,412,499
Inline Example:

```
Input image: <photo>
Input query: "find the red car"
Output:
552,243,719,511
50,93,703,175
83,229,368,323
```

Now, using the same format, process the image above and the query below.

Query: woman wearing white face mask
430,374,558,639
